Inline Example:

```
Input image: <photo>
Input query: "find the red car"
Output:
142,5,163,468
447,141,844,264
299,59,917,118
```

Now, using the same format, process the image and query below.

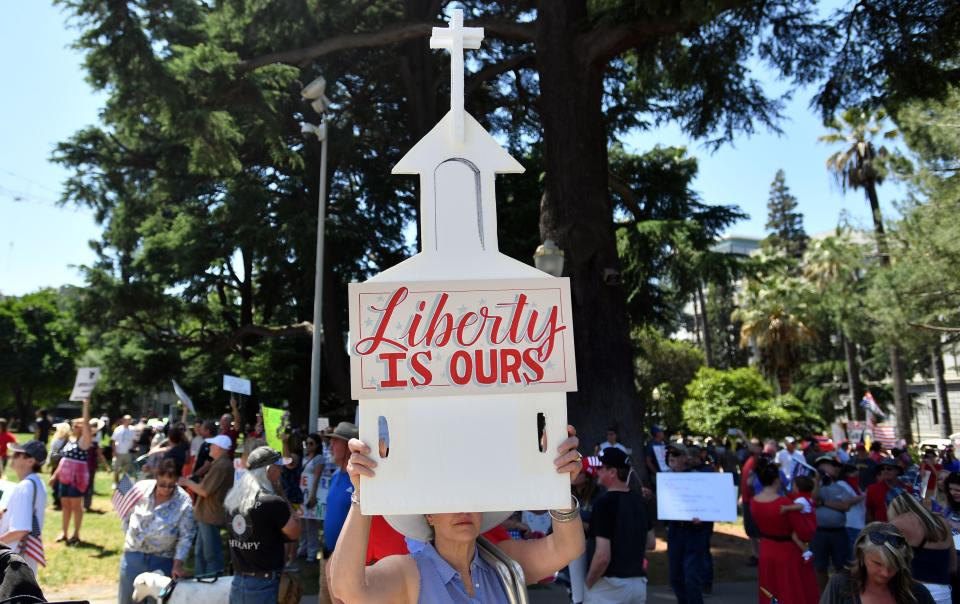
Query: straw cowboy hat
384,511,513,542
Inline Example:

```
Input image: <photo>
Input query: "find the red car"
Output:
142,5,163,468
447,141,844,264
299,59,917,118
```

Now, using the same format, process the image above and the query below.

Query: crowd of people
3,403,960,604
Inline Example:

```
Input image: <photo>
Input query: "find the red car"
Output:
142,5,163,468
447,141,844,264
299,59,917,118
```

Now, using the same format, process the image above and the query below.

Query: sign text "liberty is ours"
348,278,577,398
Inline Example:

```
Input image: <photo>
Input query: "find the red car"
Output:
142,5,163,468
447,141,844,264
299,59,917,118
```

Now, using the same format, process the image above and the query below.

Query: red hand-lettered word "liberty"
354,287,566,389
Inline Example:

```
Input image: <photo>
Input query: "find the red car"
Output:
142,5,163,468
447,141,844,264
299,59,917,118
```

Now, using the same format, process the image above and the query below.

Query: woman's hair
52,422,71,442
306,433,322,447
755,457,781,487
224,465,275,516
945,472,960,513
794,475,815,493
156,459,179,480
887,492,950,543
848,523,917,603
167,424,185,445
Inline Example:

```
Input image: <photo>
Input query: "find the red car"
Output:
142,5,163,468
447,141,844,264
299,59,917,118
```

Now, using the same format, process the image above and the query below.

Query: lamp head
301,76,326,100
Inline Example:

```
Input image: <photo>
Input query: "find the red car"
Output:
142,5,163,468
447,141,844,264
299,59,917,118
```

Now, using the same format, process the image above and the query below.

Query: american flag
112,474,145,520
873,425,898,449
20,512,44,567
860,392,886,419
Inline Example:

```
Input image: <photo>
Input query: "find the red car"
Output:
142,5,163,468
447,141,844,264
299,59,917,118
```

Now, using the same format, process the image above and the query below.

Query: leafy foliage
633,326,704,432
763,169,807,260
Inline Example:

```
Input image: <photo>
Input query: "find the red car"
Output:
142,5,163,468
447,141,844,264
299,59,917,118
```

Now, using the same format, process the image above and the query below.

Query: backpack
0,544,45,603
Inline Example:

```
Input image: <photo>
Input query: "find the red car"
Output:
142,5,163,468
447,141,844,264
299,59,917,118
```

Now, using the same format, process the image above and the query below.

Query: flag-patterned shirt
122,481,196,561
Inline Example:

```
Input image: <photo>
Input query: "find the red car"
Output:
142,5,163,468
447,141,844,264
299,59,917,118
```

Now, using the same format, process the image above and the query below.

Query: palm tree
733,265,816,395
819,108,912,440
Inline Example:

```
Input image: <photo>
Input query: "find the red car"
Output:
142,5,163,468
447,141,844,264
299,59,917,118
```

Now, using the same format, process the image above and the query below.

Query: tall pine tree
764,170,808,260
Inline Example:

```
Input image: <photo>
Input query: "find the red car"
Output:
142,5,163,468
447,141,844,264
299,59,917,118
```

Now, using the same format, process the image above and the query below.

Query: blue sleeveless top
412,542,511,604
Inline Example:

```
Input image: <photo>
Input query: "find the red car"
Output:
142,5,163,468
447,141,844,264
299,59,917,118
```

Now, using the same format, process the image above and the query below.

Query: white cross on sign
430,9,483,144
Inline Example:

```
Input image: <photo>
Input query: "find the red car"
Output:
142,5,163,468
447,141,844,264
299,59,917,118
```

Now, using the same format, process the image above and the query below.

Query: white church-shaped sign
348,9,577,515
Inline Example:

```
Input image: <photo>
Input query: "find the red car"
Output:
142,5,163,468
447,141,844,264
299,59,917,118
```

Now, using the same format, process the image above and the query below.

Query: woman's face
427,512,482,544
864,550,896,585
948,482,960,504
155,475,177,501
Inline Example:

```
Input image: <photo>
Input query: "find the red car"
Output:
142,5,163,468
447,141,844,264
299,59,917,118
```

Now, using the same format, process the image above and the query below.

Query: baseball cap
205,434,233,450
784,436,796,444
247,446,292,470
9,440,46,465
650,425,663,435
598,447,630,469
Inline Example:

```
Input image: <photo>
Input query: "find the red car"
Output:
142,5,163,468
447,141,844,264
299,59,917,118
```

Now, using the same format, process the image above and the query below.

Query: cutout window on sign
378,415,390,458
537,412,547,453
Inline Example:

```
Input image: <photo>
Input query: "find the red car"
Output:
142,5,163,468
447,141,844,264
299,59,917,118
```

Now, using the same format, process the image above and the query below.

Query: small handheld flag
112,474,145,520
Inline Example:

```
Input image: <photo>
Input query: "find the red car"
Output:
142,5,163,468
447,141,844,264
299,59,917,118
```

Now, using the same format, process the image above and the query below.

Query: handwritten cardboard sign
349,279,576,398
656,472,738,522
69,367,101,401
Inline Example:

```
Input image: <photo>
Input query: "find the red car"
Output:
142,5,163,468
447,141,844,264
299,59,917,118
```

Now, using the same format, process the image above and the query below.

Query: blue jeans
194,521,224,577
230,575,279,604
667,522,710,604
119,551,173,604
846,527,862,561
299,518,321,559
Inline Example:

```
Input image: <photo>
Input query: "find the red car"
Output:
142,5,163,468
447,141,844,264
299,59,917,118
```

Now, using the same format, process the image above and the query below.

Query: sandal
54,534,67,543
67,536,80,546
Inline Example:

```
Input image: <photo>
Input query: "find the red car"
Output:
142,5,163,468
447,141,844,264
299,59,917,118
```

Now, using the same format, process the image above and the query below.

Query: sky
0,1,906,297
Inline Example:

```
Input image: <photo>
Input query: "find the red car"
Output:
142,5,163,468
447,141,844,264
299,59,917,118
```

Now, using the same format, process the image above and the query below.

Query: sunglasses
867,532,906,548
156,482,177,490
11,452,27,459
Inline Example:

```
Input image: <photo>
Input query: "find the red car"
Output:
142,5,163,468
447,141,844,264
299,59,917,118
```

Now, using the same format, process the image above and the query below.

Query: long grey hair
224,466,275,516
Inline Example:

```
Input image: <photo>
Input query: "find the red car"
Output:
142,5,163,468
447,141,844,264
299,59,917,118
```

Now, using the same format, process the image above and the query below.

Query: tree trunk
697,282,713,367
535,0,641,451
932,345,952,439
842,333,864,420
865,181,911,441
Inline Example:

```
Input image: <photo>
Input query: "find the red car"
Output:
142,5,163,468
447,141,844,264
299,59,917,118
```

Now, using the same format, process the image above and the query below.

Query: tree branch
465,53,535,98
608,172,644,219
238,21,535,73
580,0,749,66
908,322,960,333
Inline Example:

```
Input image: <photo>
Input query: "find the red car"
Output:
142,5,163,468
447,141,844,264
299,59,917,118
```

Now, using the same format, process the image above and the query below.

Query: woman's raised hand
346,438,377,492
555,425,582,483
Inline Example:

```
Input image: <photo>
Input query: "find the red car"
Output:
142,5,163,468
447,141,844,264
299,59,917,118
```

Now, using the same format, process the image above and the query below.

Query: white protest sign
69,367,101,401
222,375,251,396
316,417,330,432
348,10,575,515
656,472,738,522
171,380,196,414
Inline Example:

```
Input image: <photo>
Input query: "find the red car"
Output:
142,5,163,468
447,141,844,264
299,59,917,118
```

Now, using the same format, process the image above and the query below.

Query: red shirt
0,432,17,457
740,455,757,502
365,517,512,564
866,480,906,522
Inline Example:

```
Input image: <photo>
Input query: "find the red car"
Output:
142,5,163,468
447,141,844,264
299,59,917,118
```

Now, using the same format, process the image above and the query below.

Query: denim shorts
59,483,84,498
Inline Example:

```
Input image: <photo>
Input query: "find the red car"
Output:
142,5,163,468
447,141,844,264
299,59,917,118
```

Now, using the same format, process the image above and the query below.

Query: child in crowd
781,474,818,561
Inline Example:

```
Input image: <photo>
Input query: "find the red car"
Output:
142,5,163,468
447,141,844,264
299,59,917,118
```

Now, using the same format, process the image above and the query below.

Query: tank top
911,545,951,584
61,440,88,462
411,542,510,604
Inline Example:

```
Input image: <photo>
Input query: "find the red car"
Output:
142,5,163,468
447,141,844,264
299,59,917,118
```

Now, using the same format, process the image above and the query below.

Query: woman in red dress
750,457,819,604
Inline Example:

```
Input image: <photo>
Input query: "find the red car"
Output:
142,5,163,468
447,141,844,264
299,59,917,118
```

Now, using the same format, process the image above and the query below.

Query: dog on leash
132,571,231,603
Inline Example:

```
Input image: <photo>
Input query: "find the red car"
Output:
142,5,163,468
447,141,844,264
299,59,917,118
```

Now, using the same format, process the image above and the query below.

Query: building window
932,398,939,425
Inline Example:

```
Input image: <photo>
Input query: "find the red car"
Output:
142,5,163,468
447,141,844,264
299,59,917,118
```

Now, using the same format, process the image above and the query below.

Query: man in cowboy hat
319,421,358,604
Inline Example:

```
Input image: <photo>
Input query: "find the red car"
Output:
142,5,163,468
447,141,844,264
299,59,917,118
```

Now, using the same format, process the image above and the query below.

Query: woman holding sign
49,397,92,545
328,426,586,603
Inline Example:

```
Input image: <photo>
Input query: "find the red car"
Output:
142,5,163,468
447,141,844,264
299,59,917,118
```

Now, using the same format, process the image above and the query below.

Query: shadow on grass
70,540,118,559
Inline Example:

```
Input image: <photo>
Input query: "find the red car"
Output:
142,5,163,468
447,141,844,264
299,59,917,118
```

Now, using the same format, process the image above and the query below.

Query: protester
819,522,936,604
887,492,956,604
812,455,863,590
869,442,885,463
279,432,304,570
866,459,907,523
299,432,325,563
937,472,960,531
118,459,194,604
191,420,216,480
664,444,712,604
750,457,819,604
48,422,71,511
836,463,867,555
0,441,47,574
569,457,605,604
33,410,51,445
84,418,110,511
220,398,241,455
598,427,628,454
224,446,301,603
50,398,92,544
178,434,234,578
584,447,654,603
644,425,669,479
111,415,137,485
837,441,851,464
853,444,877,490
777,437,806,483
943,447,960,473
0,419,17,473
328,427,586,603
740,438,763,566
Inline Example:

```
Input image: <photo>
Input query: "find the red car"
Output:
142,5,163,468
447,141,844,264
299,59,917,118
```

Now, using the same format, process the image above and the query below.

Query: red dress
751,497,819,604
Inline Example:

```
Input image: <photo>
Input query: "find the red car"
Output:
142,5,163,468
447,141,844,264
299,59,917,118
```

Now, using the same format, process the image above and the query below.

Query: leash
158,578,178,604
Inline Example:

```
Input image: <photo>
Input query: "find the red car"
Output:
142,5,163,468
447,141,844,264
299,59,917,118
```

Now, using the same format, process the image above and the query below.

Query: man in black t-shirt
225,446,301,601
585,447,654,604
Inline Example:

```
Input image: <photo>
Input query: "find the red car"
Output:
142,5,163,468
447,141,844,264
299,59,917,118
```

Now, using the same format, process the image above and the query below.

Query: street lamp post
301,76,331,434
